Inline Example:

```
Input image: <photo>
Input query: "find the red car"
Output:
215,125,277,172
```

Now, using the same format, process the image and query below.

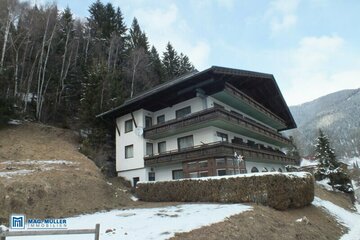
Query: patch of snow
130,196,138,202
341,157,360,169
0,169,35,178
316,178,334,191
313,197,360,240
0,225,8,232
0,160,76,165
352,180,360,205
106,182,113,186
11,203,252,240
300,158,319,167
295,216,309,224
139,172,311,184
7,119,22,125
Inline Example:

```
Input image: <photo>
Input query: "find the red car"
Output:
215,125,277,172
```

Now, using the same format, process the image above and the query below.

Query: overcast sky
33,0,360,106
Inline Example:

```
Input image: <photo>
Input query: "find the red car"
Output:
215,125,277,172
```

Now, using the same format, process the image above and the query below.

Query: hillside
0,122,359,239
286,88,360,159
0,122,133,222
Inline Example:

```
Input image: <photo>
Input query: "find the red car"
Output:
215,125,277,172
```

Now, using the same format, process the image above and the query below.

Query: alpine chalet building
98,66,297,186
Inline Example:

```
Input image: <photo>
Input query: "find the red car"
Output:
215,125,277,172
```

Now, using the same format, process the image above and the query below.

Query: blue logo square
10,214,26,229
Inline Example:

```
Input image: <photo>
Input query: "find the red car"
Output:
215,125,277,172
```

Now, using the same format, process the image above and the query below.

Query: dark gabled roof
97,66,297,130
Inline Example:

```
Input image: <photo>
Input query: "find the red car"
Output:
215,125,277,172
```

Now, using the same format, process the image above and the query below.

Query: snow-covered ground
300,158,318,167
313,197,360,240
5,204,252,240
342,157,360,169
316,178,334,191
0,160,77,178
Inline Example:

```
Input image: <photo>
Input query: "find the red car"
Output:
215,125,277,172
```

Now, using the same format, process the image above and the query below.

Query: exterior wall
211,126,281,150
149,126,281,155
152,96,205,123
152,163,183,181
115,95,288,184
118,168,147,186
116,109,146,172
151,127,218,154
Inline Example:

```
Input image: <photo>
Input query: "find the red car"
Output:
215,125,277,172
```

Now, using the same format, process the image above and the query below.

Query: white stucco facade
115,96,290,185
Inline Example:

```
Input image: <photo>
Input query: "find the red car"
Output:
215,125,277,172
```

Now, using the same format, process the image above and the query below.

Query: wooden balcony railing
224,82,287,126
144,141,297,166
144,106,292,145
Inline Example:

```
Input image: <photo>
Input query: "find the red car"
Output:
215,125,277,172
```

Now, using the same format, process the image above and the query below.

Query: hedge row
136,172,314,210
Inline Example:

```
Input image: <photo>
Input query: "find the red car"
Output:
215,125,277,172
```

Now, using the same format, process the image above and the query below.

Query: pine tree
162,42,180,80
128,18,149,51
314,129,339,169
314,129,352,193
178,53,194,75
149,46,165,83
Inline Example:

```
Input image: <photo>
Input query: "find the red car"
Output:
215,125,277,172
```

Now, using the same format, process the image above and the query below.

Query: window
172,170,184,180
227,169,234,175
187,162,197,170
247,140,255,147
199,171,208,177
146,143,153,156
232,137,244,144
125,119,133,133
270,168,276,172
217,169,227,176
133,177,139,187
199,160,208,168
262,167,268,172
216,132,228,142
278,168,283,172
240,169,247,174
125,145,134,158
189,172,198,178
145,116,152,128
216,158,226,166
177,135,194,150
158,141,166,154
176,106,191,118
157,115,165,124
148,172,155,181
251,167,259,173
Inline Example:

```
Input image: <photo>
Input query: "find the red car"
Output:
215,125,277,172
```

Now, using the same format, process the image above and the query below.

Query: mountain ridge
285,88,360,159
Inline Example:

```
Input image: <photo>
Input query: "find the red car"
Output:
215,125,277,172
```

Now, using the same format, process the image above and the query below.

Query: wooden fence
0,224,100,240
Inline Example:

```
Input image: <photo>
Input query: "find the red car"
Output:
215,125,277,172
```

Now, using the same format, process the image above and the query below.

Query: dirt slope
0,122,132,223
171,204,345,240
171,183,354,240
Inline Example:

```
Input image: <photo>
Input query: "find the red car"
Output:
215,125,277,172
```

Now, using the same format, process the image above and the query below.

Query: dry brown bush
136,173,314,210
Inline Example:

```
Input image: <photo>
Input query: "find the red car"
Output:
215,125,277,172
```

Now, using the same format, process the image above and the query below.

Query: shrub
136,172,314,210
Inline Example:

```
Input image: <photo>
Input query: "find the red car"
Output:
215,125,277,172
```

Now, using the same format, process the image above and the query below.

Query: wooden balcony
144,141,297,167
212,83,287,130
144,106,292,146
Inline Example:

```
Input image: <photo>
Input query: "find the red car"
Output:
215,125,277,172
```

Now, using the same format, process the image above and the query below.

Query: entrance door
133,177,140,187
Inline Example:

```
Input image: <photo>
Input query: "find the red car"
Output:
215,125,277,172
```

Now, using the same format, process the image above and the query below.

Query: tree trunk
0,19,11,69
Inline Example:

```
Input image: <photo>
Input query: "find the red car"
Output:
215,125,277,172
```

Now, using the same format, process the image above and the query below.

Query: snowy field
4,204,252,240
313,197,360,240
